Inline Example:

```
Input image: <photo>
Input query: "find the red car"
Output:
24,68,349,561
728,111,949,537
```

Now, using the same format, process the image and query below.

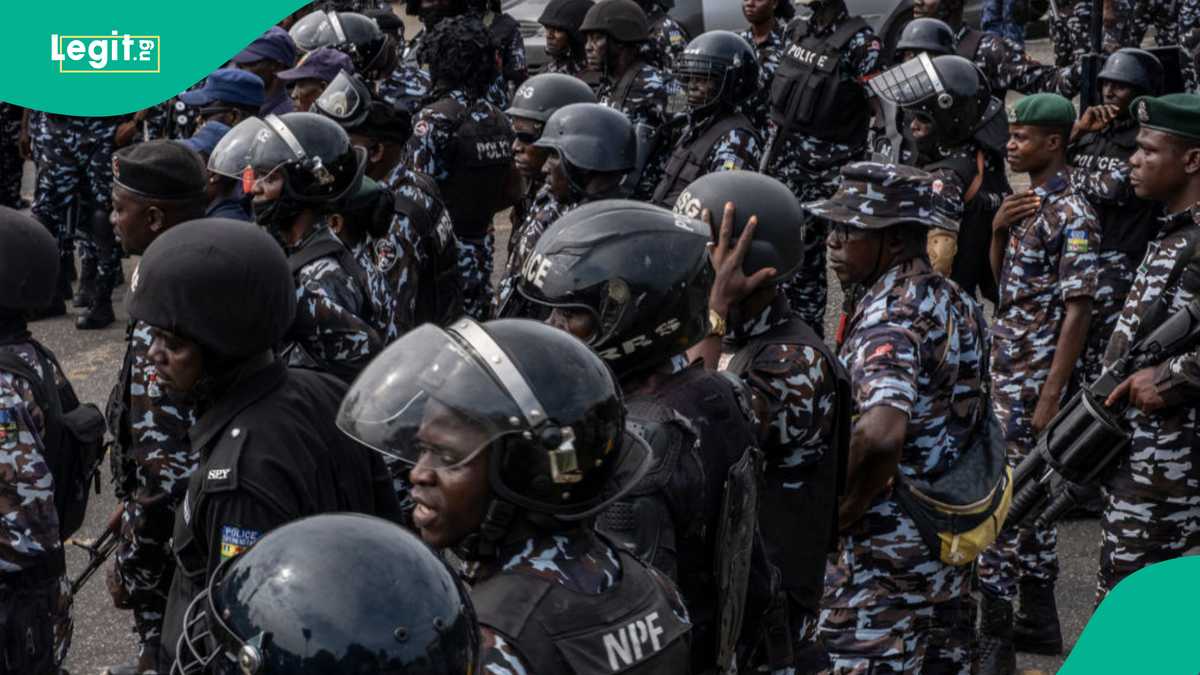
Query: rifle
67,510,121,597
1006,299,1200,531
1077,0,1106,114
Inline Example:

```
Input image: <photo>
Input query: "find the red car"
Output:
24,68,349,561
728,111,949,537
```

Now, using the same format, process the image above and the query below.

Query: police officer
494,103,635,313
539,0,596,76
806,162,990,673
0,209,74,675
873,54,1011,301
582,0,677,130
231,26,299,116
177,68,266,130
1068,49,1166,390
469,0,530,96
288,9,398,84
128,219,400,662
508,200,764,671
30,112,125,328
650,31,762,207
103,141,209,675
978,94,1101,672
178,121,253,222
739,0,795,136
894,17,956,62
338,317,693,672
210,112,382,379
401,0,514,108
912,0,1079,100
760,0,882,336
684,172,849,673
406,15,516,321
634,0,689,69
172,514,479,674
277,47,355,113
316,71,465,335
1096,93,1200,605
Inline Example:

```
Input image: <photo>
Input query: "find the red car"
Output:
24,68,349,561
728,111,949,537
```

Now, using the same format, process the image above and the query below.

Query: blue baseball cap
178,69,266,109
178,120,233,157
277,47,354,84
232,26,297,67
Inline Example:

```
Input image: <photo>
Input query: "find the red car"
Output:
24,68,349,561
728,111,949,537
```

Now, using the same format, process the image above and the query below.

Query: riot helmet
896,18,957,58
208,112,367,232
675,31,759,116
172,514,479,675
871,53,990,147
506,73,598,124
0,207,59,311
673,171,807,284
539,0,596,59
1098,48,1164,96
580,0,651,43
315,70,414,143
534,103,636,173
405,0,469,25
290,10,397,76
127,218,296,360
338,318,649,555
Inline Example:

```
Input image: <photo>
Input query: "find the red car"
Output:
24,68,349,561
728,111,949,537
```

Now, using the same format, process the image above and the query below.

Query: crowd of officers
1,0,1200,673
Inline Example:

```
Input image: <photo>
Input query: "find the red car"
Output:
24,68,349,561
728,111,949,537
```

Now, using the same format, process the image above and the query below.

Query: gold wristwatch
708,309,727,337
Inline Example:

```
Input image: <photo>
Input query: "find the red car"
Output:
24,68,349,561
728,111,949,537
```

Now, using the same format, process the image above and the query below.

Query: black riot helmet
673,171,807,284
580,0,651,43
534,103,636,173
127,219,296,360
871,53,990,146
676,31,760,115
0,207,59,311
405,0,469,25
539,0,596,58
896,18,957,57
314,69,414,143
290,10,397,76
172,514,479,675
1098,47,1164,96
506,73,598,124
510,200,714,377
338,318,648,549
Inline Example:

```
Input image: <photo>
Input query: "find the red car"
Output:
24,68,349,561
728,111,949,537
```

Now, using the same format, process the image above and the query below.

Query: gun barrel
1004,473,1050,532
69,527,120,597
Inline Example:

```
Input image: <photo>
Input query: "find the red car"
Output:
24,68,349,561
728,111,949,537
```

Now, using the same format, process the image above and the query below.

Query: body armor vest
1070,124,1162,258
428,96,515,239
769,17,871,145
651,112,758,207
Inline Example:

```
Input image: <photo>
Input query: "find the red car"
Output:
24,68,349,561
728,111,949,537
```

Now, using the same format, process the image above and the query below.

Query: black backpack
0,338,105,541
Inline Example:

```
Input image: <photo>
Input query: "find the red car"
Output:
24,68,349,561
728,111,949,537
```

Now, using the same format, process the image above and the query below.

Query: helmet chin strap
455,496,517,562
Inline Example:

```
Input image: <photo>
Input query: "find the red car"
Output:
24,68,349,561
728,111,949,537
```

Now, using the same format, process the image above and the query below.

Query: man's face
288,79,326,113
1100,80,1137,116
407,400,493,549
1130,128,1193,201
543,151,572,200
743,0,777,24
912,0,947,19
686,74,720,108
547,307,598,342
544,25,571,57
585,32,609,71
1006,124,1058,174
826,223,884,286
512,117,548,180
110,186,159,255
146,327,204,394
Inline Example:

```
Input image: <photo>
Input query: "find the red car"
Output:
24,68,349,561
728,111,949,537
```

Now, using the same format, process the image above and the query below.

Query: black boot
1014,579,1063,655
73,256,97,308
75,274,114,330
976,590,1016,675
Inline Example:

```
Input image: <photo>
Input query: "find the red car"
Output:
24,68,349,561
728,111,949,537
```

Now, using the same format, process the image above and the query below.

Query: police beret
802,162,958,232
1132,93,1200,141
113,140,208,201
1007,93,1075,126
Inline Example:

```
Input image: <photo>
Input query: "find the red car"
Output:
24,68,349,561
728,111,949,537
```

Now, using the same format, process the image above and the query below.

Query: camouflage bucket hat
802,161,959,232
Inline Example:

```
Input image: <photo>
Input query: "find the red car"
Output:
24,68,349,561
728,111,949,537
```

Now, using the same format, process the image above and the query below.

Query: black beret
113,140,208,201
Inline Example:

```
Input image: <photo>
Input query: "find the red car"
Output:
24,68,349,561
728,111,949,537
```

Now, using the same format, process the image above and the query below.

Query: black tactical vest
928,144,1008,301
769,16,871,145
725,316,851,613
651,112,759,207
428,96,515,239
472,539,692,674
1069,123,1163,258
392,171,464,326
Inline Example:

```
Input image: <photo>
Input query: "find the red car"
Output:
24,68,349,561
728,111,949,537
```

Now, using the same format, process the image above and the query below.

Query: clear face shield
869,52,952,111
290,9,349,51
314,70,369,128
207,115,341,196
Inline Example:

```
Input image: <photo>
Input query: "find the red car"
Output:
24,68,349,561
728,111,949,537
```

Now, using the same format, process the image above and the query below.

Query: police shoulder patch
1066,228,1090,253
374,238,398,273
219,525,262,561
414,120,430,137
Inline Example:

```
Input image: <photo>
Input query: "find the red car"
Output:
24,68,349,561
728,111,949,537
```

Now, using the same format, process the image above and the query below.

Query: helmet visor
314,71,367,126
207,116,299,181
870,52,945,107
337,324,528,470
290,10,347,51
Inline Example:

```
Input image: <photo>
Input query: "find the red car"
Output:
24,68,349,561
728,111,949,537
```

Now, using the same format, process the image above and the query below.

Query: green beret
1007,93,1076,126
1133,93,1200,141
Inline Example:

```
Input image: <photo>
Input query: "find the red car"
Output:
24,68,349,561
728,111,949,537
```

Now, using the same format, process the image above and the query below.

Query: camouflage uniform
596,62,676,129
977,169,1100,600
1096,205,1200,601
495,184,567,312
981,0,1026,46
545,55,587,76
642,12,689,70
106,320,198,665
822,257,989,674
956,26,1081,98
377,62,433,115
0,104,24,208
0,339,72,671
738,18,788,137
763,10,881,335
284,226,384,377
30,114,123,286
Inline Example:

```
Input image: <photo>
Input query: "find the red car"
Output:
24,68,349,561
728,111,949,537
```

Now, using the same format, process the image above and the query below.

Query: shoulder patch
374,238,398,273
219,525,262,561
414,120,430,137
1066,229,1090,253
202,426,246,494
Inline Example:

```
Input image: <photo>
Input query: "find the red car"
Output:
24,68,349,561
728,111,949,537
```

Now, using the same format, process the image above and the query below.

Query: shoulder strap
700,111,756,150
964,150,986,204
289,235,375,325
288,237,348,275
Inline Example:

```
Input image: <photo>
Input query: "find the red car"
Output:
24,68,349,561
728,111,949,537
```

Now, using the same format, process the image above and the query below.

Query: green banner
5,1,308,115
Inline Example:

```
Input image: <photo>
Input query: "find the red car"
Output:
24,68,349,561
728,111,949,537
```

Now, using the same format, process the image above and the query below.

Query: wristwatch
708,309,727,338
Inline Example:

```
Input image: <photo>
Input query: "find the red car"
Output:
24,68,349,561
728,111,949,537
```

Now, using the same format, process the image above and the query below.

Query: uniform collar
188,358,286,452
1033,168,1071,198
287,221,335,256
1158,204,1200,237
